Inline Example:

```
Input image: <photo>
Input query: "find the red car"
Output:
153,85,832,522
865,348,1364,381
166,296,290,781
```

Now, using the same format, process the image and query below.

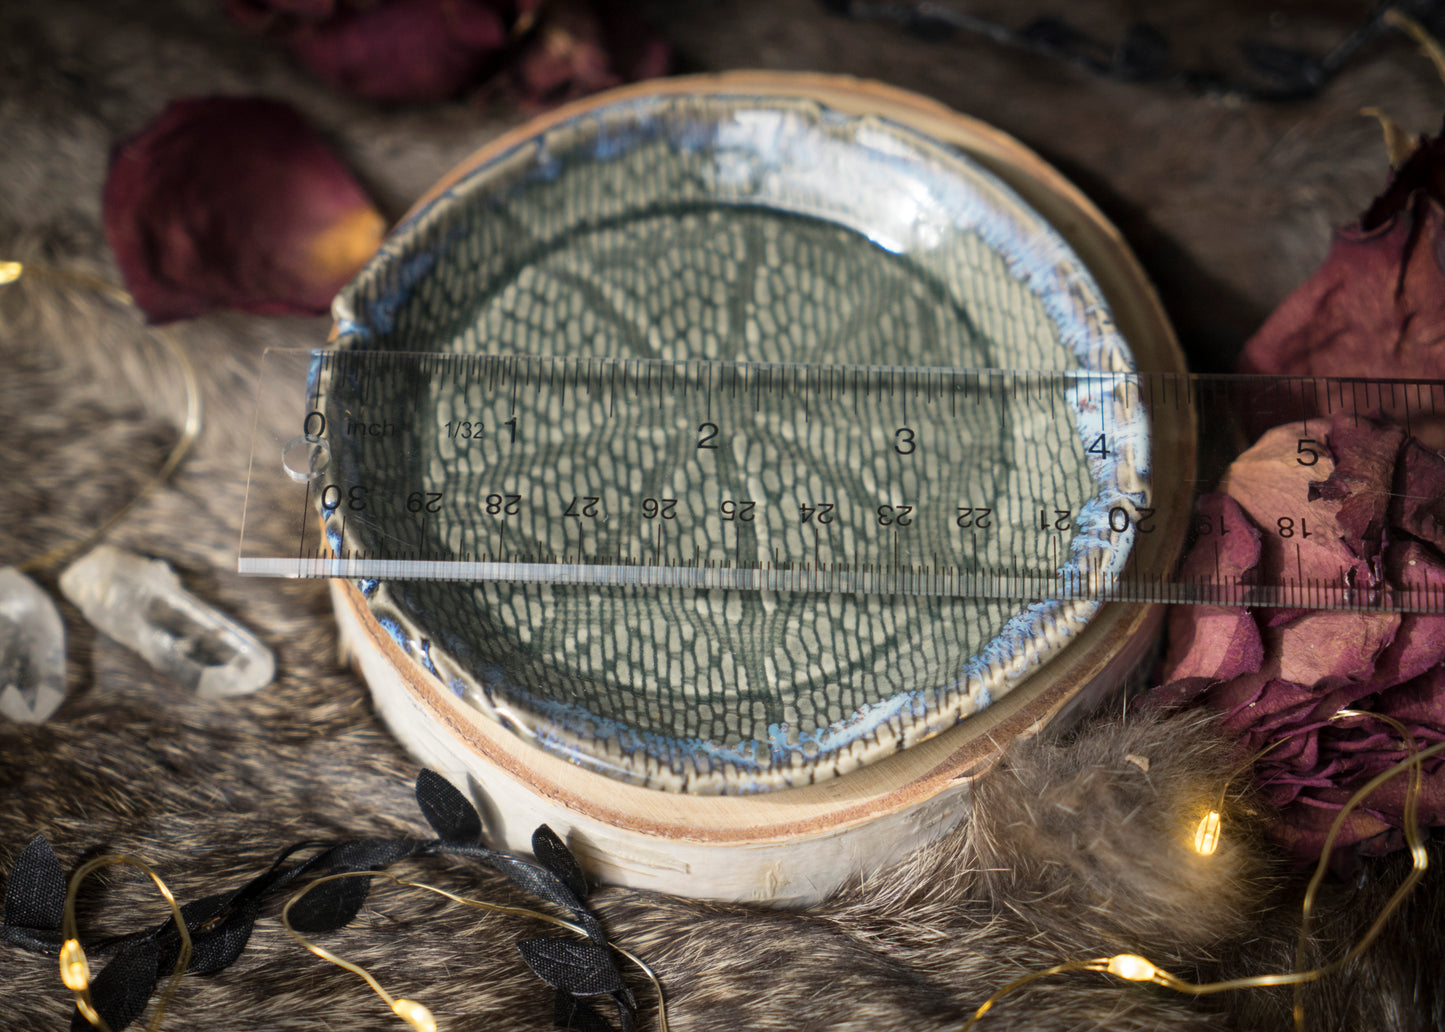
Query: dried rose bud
1237,124,1445,446
103,97,385,323
497,0,671,112
1148,415,1445,865
231,0,533,103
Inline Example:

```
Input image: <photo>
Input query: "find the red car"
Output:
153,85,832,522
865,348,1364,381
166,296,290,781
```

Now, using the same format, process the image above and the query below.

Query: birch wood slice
331,72,1193,903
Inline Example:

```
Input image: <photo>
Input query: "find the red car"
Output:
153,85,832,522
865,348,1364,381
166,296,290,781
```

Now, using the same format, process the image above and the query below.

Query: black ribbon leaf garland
0,769,641,1032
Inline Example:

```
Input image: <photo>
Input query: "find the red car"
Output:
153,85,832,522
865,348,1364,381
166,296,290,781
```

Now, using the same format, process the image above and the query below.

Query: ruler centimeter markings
239,349,1445,612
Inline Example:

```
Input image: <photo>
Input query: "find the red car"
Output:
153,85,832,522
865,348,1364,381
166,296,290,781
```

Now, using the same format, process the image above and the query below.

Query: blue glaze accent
359,578,379,598
377,616,408,652
416,638,439,679
334,317,366,341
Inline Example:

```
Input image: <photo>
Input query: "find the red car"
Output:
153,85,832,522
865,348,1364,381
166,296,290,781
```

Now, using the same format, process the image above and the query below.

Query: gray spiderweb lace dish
330,94,1143,793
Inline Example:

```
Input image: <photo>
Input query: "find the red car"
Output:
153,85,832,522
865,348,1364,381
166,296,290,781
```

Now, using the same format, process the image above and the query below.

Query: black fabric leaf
71,939,160,1032
0,923,64,953
518,937,624,997
487,853,606,944
554,990,614,1032
415,769,482,844
284,873,372,935
532,826,588,900
177,893,258,974
285,836,420,933
488,853,584,912
611,991,636,1032
4,835,66,931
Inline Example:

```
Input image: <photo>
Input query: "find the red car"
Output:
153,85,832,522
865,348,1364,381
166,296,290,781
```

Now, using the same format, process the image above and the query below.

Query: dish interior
329,95,1142,792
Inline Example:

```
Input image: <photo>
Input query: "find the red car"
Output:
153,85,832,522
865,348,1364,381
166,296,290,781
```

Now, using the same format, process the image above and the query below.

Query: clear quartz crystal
59,545,274,700
0,567,68,723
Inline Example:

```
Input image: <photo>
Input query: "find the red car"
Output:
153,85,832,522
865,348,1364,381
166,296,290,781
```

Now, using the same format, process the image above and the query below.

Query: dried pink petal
103,97,385,323
1159,608,1264,686
1371,543,1445,685
1265,610,1398,689
1392,438,1445,552
1150,122,1445,866
1272,793,1395,867
1221,420,1372,590
1378,665,1445,727
1178,493,1264,584
1155,494,1264,699
1274,725,1445,867
1312,413,1404,562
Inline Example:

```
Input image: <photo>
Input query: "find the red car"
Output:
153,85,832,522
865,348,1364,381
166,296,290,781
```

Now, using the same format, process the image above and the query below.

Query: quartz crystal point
59,545,274,699
0,567,68,723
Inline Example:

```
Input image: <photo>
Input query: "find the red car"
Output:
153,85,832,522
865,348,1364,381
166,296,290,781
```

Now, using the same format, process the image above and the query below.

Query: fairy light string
28,722,1433,1032
280,870,670,1032
60,855,193,1032
961,713,1443,1031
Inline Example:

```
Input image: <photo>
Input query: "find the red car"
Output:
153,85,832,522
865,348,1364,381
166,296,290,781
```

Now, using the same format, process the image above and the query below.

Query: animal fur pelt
4,2,1445,1030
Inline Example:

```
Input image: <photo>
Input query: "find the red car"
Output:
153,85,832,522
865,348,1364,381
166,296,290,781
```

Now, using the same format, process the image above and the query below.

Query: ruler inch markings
240,352,1445,612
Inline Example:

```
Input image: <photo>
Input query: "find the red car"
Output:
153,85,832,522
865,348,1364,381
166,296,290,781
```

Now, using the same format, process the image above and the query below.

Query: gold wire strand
959,961,1113,1031
281,870,670,1032
0,260,204,574
958,729,1445,1029
1290,710,1429,1032
61,854,194,1032
1385,9,1445,85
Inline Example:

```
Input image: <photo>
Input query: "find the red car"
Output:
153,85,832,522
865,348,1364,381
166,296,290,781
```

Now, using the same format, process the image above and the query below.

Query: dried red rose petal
103,97,385,323
1237,123,1445,448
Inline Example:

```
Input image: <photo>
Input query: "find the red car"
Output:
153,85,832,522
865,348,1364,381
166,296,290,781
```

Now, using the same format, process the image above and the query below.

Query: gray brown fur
3,1,1444,1029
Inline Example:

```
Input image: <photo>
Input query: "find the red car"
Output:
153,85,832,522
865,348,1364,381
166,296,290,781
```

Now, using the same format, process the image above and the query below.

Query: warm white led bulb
59,939,90,991
1194,810,1223,855
393,997,437,1032
1107,954,1158,982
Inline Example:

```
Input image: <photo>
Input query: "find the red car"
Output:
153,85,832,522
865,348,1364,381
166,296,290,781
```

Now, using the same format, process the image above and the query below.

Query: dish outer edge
327,71,1192,903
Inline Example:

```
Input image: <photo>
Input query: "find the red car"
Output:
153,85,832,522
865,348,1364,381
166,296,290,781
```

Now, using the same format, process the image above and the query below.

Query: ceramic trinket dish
325,72,1191,902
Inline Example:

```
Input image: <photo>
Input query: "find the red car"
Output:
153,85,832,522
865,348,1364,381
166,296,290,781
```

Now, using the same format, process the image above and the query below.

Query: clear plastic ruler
239,349,1445,612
